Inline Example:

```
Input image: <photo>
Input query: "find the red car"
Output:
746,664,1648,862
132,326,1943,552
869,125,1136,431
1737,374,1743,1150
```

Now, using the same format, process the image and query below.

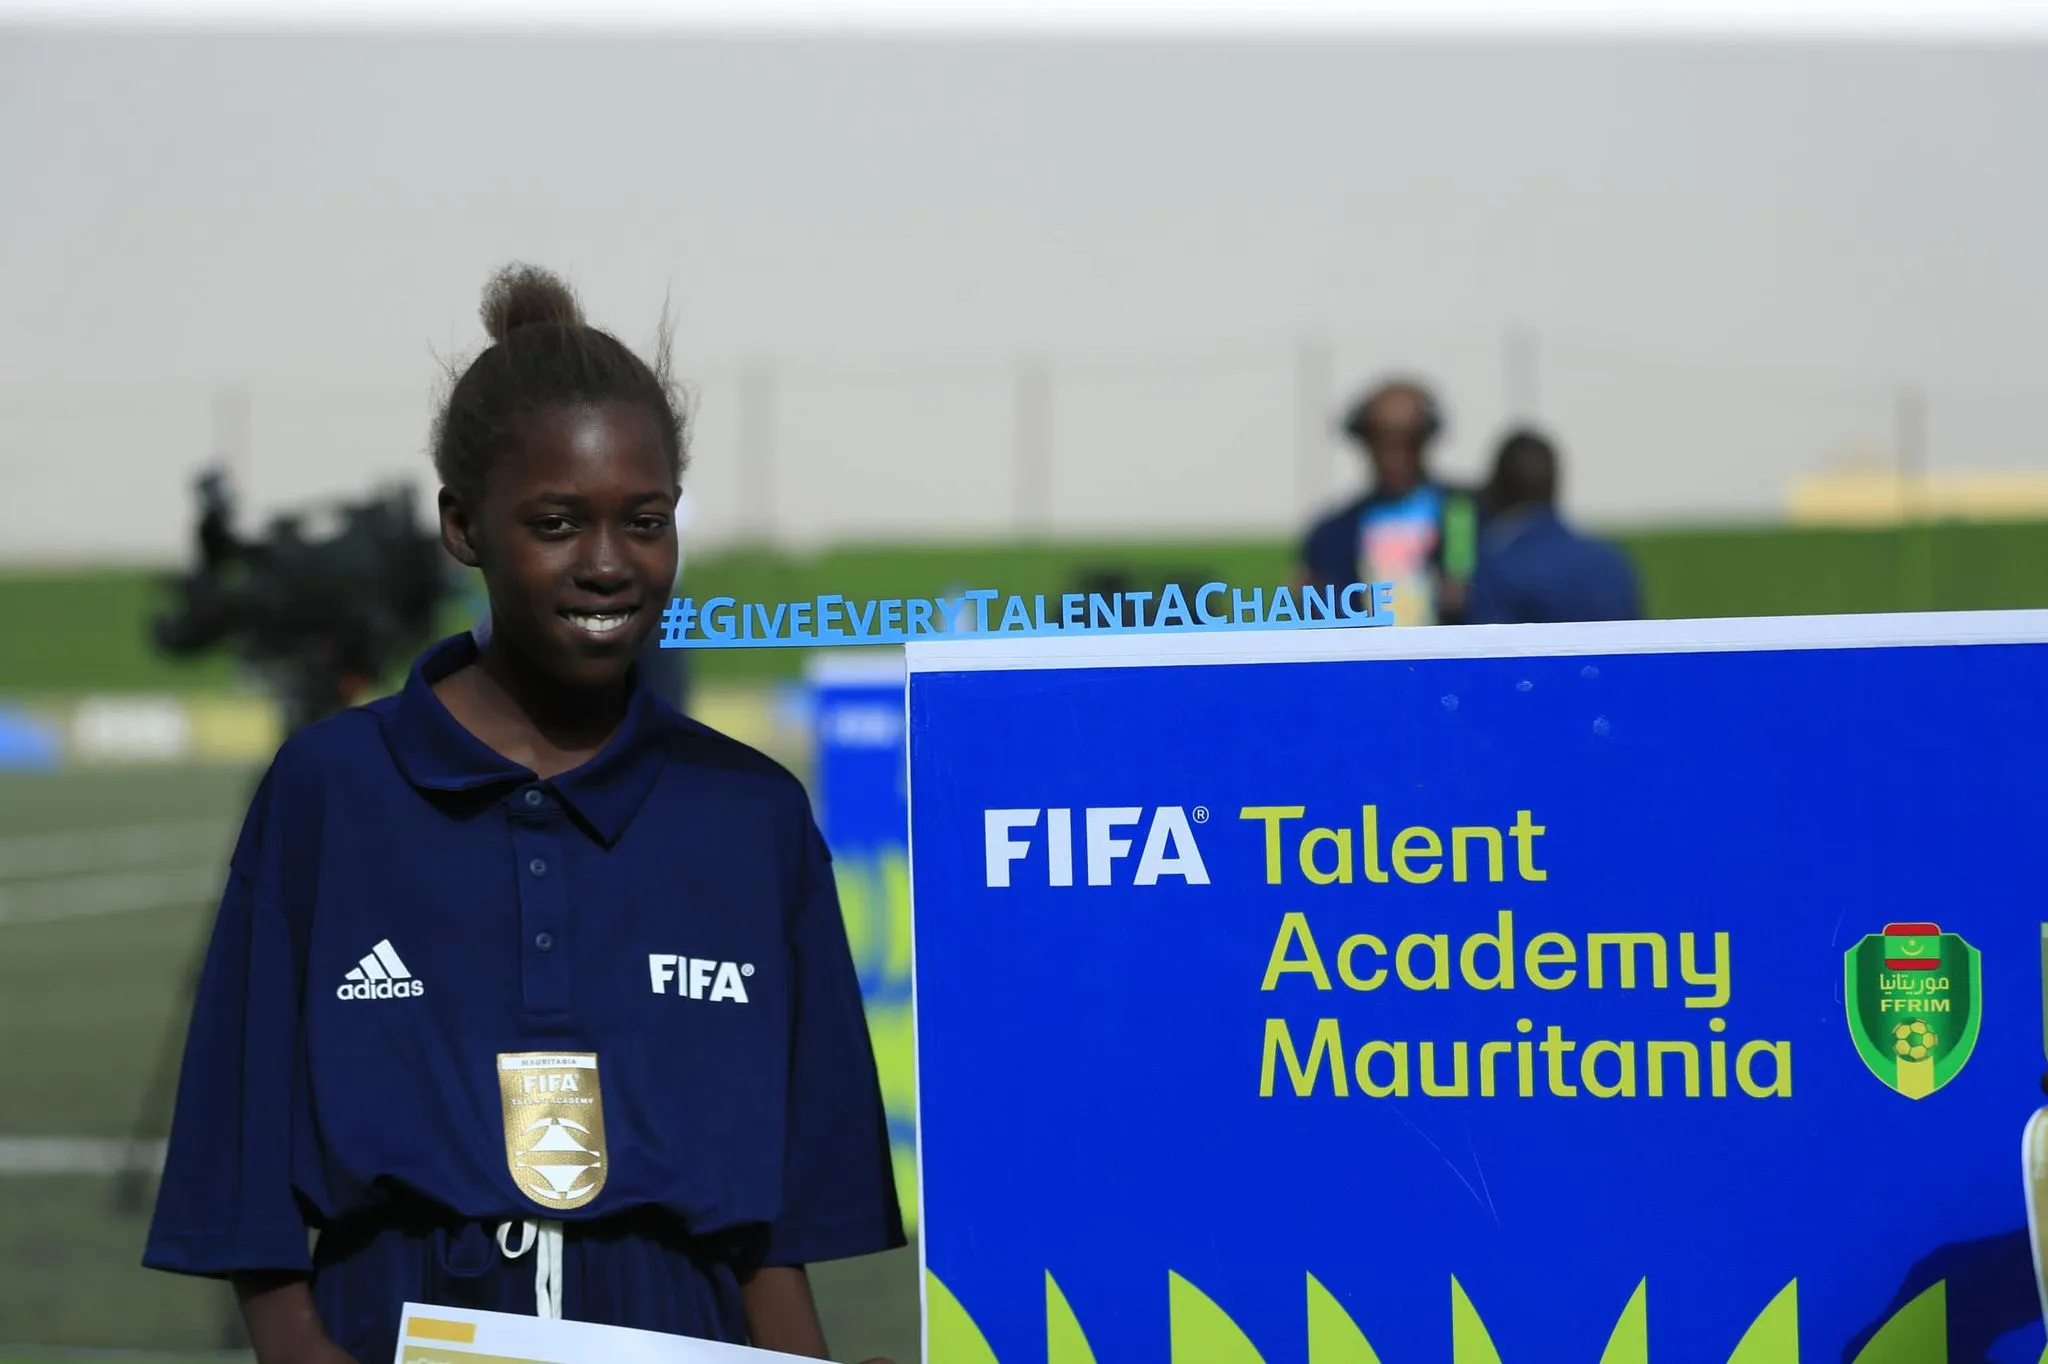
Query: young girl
143,265,905,1363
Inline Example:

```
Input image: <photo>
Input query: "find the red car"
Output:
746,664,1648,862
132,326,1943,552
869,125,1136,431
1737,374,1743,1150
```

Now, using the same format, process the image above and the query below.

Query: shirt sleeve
142,764,313,1278
759,810,908,1268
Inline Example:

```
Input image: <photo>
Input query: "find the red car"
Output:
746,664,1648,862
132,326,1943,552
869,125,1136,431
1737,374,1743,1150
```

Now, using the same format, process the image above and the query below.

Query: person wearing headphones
1297,377,1480,626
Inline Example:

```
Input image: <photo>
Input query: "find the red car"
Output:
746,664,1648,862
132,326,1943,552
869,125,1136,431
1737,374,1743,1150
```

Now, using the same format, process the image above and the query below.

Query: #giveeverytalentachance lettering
657,581,1396,649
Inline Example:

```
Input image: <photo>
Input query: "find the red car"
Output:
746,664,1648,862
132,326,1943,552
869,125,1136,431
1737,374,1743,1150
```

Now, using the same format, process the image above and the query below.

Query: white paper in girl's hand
393,1303,826,1364
2026,1109,2048,1325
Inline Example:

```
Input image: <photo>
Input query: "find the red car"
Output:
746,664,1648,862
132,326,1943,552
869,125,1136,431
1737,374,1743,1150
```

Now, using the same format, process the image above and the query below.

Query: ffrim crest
1843,923,1981,1099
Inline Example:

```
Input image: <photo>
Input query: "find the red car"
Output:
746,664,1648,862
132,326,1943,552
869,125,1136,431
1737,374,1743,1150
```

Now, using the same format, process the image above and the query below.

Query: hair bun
480,263,584,342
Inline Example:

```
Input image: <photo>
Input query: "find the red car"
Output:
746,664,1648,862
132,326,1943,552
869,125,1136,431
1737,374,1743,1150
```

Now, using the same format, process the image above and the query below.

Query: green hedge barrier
5,520,2046,695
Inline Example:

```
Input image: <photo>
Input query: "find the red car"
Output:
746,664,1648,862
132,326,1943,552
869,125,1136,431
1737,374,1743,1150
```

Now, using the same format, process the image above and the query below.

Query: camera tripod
111,668,362,1351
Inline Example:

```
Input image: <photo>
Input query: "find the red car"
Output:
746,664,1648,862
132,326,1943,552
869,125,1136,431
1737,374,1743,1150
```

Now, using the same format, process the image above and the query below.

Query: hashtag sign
660,598,695,647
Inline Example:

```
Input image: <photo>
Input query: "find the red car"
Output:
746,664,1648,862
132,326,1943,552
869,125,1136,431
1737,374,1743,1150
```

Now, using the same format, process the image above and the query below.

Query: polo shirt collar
380,632,676,846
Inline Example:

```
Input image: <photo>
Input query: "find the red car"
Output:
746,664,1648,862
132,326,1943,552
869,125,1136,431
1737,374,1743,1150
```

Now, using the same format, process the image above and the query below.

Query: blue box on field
803,649,916,1230
806,649,909,941
905,612,2046,1364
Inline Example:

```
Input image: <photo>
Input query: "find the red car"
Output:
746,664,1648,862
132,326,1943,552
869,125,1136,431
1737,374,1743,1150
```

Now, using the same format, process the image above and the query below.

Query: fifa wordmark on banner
658,580,1396,649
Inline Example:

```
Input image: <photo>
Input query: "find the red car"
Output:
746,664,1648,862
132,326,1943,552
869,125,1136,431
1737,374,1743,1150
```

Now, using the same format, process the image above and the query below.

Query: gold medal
498,1052,609,1211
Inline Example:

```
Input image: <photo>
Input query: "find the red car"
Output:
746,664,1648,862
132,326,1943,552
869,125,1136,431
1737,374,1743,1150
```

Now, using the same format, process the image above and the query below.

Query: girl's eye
533,517,575,537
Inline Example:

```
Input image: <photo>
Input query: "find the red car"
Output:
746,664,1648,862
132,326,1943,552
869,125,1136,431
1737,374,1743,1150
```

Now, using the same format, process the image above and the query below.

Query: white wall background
1,31,2043,563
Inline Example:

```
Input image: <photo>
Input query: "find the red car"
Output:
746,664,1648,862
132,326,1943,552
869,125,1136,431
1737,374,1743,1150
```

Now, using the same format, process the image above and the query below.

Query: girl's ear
439,487,482,569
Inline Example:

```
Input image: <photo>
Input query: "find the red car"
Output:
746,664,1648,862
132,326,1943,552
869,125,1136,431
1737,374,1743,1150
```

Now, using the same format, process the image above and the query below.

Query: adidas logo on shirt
337,939,426,1001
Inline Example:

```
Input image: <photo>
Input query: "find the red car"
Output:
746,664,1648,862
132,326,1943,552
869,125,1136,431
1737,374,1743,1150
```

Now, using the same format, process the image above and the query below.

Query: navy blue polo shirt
1465,507,1644,625
143,632,904,1350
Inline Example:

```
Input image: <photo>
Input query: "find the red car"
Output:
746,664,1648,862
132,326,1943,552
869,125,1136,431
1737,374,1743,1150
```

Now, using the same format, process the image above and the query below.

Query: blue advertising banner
905,612,2048,1364
804,650,917,1231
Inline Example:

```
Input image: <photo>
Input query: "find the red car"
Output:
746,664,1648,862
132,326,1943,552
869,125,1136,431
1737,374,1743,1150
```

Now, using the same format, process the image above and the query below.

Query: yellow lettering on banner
1526,932,1578,989
1451,826,1506,882
1588,933,1669,991
1300,827,1353,885
1540,1025,1578,1096
1459,911,1515,990
1336,935,1387,991
1262,913,1330,991
1419,1042,1469,1097
1371,808,1545,884
1396,934,1452,990
1249,1029,1790,1100
1360,806,1392,883
1261,1019,1347,1096
1581,1041,1636,1098
1511,810,1547,880
1392,827,1442,883
1241,806,1305,885
1648,1042,1700,1098
1232,805,1780,1103
1479,1041,1514,1097
1738,1041,1793,1098
1247,807,1550,887
1355,1041,1409,1098
1682,932,1732,1008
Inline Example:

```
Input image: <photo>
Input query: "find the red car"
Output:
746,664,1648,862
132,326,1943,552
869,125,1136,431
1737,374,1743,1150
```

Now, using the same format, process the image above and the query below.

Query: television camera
151,466,456,734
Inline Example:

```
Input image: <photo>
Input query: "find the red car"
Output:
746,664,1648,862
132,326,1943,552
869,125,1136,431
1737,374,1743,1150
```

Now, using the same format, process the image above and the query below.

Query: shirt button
524,789,543,807
529,858,547,877
534,932,555,952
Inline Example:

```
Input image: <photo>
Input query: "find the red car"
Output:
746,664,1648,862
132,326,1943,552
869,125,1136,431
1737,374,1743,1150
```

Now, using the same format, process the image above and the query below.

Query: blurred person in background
1465,427,1642,625
1297,377,1481,625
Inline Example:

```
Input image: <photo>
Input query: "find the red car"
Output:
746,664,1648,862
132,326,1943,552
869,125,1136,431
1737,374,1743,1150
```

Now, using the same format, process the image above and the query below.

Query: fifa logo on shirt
983,806,1211,888
337,939,426,1000
647,954,754,1003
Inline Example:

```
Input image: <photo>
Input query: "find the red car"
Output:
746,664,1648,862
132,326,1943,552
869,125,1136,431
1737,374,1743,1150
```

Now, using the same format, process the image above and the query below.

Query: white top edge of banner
801,648,908,686
902,608,2048,675
5,0,2048,31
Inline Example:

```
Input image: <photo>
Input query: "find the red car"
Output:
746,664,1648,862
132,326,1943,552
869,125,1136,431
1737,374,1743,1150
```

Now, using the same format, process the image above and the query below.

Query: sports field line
0,1136,164,1178
0,1343,249,1351
0,1343,247,1351
0,867,224,927
0,821,232,881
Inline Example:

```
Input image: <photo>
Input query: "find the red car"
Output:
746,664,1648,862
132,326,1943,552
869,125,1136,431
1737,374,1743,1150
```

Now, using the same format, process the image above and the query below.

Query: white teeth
566,612,632,636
